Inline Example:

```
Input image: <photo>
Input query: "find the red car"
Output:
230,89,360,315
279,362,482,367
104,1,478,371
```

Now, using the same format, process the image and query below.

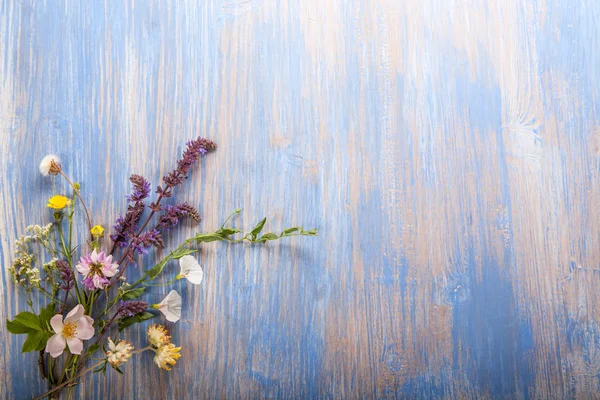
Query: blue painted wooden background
1,0,600,398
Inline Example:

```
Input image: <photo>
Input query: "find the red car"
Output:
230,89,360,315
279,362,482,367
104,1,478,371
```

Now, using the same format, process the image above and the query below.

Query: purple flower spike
56,260,74,291
156,137,217,199
157,203,201,230
131,229,164,255
117,300,148,317
127,174,151,203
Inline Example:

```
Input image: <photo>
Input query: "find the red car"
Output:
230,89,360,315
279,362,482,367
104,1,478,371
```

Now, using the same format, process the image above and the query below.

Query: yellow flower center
89,262,104,276
62,321,77,339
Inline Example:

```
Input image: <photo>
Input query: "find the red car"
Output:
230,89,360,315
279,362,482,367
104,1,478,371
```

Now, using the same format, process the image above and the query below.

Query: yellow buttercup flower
90,225,105,237
153,343,181,371
46,195,70,210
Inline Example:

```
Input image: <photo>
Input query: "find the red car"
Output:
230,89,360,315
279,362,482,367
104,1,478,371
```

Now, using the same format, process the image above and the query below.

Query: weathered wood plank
1,0,599,398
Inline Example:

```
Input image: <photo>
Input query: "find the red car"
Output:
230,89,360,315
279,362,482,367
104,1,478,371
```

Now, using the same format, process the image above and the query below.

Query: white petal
65,304,84,323
186,267,204,285
66,337,83,355
49,314,64,333
76,317,95,340
75,263,89,275
179,255,199,274
45,334,66,358
160,290,182,322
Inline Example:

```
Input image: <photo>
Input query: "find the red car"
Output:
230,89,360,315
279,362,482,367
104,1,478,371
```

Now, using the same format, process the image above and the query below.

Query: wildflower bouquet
6,137,316,399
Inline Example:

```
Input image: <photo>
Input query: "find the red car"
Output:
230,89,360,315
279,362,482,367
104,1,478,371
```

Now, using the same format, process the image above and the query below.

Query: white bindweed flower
45,304,94,358
176,255,204,285
153,290,182,322
39,154,61,176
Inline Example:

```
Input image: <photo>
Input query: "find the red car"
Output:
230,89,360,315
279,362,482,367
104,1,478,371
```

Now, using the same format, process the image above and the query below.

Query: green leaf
113,365,124,374
304,228,318,235
6,318,32,334
282,227,302,235
171,248,199,259
257,233,279,242
36,331,53,351
195,233,224,243
39,302,56,328
12,312,42,331
145,258,169,280
250,218,267,239
121,287,146,300
22,331,50,353
86,343,101,356
117,312,154,332
217,227,241,236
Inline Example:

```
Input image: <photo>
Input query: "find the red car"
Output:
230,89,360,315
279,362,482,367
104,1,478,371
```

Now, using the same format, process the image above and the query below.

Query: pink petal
45,334,66,358
75,264,89,275
102,266,117,277
66,337,83,355
90,249,99,262
76,318,95,340
65,304,84,323
49,314,64,333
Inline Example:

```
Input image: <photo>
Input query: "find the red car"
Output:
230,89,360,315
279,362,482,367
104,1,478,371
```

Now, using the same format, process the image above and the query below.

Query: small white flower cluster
43,258,59,286
8,224,54,291
117,281,131,296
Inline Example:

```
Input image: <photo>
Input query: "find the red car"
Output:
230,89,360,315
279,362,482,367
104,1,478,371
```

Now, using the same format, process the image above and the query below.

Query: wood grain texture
1,0,600,398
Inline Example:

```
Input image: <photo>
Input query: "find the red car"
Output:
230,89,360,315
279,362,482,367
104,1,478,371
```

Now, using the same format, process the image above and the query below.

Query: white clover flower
176,255,204,285
39,154,61,176
153,343,181,370
153,290,182,322
147,324,171,348
106,338,134,367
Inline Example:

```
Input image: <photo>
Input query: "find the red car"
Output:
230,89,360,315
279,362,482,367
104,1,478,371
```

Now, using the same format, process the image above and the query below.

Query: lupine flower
152,290,182,322
45,304,94,358
76,249,119,290
46,195,70,210
127,174,151,202
153,343,182,370
39,154,61,176
176,255,204,285
90,225,105,237
56,260,74,291
147,324,171,347
106,338,134,367
117,300,148,317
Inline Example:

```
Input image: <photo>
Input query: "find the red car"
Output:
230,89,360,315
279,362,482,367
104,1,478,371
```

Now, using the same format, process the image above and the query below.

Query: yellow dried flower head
46,195,70,210
153,343,181,371
90,225,105,237
147,324,171,348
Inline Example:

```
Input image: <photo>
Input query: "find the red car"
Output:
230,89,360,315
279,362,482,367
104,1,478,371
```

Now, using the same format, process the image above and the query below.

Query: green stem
34,360,104,400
